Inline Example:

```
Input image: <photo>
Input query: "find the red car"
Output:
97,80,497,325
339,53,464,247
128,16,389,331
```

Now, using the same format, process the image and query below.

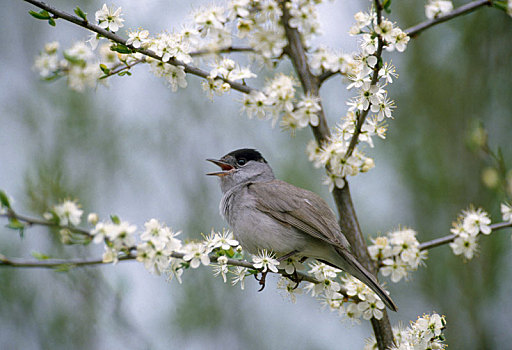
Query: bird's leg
255,271,268,292
277,250,299,262
277,250,304,289
255,251,299,292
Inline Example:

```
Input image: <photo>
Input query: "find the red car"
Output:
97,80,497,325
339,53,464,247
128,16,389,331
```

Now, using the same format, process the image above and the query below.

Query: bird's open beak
206,159,234,177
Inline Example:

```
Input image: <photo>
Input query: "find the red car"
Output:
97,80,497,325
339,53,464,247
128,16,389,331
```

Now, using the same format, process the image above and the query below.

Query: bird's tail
324,247,397,312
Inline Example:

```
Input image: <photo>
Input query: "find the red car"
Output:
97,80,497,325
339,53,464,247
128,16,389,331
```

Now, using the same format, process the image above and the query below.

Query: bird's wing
248,180,350,249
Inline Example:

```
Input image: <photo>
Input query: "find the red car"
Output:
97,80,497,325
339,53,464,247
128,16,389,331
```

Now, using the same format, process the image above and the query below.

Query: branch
279,1,394,348
419,221,512,250
190,46,254,56
317,0,492,88
100,59,143,79
405,0,492,38
1,210,93,238
22,0,257,95
0,254,134,268
0,251,336,291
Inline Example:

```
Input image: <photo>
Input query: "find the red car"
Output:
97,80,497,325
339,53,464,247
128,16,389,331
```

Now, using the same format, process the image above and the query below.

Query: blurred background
1,1,511,349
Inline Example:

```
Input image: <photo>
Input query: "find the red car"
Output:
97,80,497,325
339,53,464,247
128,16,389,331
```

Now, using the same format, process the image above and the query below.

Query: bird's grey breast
219,182,313,255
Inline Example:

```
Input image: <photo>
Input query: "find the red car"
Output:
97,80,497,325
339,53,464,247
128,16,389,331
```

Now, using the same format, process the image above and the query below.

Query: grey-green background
1,1,511,349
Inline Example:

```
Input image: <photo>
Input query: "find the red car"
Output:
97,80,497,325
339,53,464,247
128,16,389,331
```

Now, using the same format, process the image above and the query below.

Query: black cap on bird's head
206,148,267,177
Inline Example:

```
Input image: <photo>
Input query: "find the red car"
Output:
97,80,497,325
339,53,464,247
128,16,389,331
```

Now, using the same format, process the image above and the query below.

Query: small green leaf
74,7,88,21
0,190,11,209
110,215,120,224
118,71,132,76
99,64,110,75
63,52,85,66
29,10,51,20
48,17,56,26
382,0,392,13
493,1,508,11
43,73,62,82
32,252,51,260
7,218,25,230
54,264,73,272
110,43,133,54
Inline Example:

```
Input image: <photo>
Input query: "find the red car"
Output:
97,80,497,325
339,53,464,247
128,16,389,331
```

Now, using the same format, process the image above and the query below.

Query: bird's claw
286,269,303,290
255,270,268,292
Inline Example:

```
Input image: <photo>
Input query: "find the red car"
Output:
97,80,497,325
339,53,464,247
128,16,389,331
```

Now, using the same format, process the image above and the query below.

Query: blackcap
207,148,397,311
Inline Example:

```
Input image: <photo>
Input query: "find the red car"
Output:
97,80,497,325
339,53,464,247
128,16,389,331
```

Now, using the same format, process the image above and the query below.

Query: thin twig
0,250,327,288
279,0,394,348
190,46,254,56
22,0,256,95
419,221,512,250
101,59,143,79
406,0,492,38
317,0,492,88
343,16,384,160
1,210,93,237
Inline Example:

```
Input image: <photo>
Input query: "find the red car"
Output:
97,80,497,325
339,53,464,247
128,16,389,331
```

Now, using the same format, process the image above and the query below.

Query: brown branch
0,250,338,291
190,46,254,56
317,0,492,89
279,0,394,348
101,59,144,79
419,221,512,250
405,0,492,38
1,210,93,237
22,0,256,95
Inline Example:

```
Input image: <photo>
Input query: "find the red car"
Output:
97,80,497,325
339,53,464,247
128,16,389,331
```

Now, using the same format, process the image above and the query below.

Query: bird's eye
237,158,246,166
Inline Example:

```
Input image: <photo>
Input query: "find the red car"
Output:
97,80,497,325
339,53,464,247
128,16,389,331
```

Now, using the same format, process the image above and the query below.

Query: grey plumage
207,148,397,312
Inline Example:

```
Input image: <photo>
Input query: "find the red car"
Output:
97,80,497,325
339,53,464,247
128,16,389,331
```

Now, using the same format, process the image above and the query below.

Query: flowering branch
279,0,331,141
316,0,492,87
23,0,257,95
419,221,512,250
0,254,133,268
99,46,254,80
0,209,92,238
406,0,492,38
278,0,395,348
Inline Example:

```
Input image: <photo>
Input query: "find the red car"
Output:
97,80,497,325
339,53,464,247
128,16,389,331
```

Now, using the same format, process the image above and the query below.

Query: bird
207,148,397,312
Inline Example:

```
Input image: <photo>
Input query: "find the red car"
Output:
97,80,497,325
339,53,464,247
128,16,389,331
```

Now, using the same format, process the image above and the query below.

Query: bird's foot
255,271,268,292
287,269,303,290
277,250,299,262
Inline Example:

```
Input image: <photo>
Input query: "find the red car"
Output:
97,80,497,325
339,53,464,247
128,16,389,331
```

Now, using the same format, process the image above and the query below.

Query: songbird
207,148,397,311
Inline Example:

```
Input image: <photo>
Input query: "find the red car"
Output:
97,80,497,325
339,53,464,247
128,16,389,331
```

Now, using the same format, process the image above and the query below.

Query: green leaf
32,252,51,260
99,64,110,75
118,71,132,76
7,218,25,230
382,0,392,13
48,17,56,27
493,1,508,11
43,73,62,82
0,190,11,209
63,52,86,66
54,264,73,272
110,43,133,54
110,215,120,224
29,10,51,20
74,7,88,21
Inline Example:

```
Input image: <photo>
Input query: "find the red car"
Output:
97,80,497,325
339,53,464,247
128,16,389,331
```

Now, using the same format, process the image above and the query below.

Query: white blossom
425,0,454,19
52,200,83,226
252,249,279,273
449,233,478,260
231,266,248,289
182,242,210,268
462,207,492,235
501,202,512,223
126,29,150,49
357,294,385,320
95,4,124,32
